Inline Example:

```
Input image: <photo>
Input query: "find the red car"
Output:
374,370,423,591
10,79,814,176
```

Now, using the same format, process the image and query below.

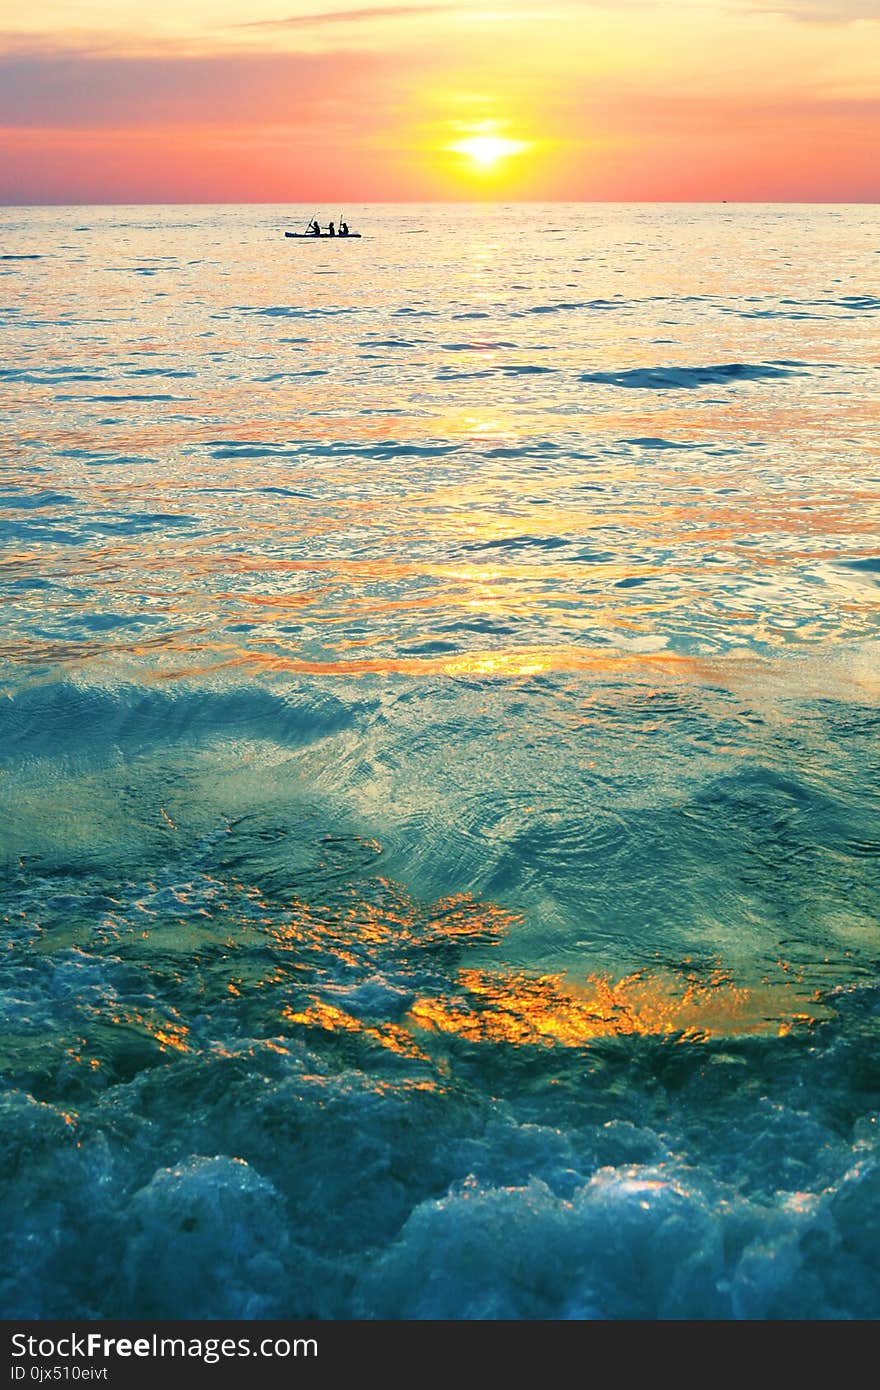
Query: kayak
285,232,362,239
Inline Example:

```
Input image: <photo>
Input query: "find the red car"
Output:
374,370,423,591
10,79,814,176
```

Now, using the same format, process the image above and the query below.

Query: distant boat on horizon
285,231,362,239
287,217,361,239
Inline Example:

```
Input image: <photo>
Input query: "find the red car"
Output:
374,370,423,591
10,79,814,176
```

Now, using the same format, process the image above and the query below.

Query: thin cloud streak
239,5,457,28
743,1,880,20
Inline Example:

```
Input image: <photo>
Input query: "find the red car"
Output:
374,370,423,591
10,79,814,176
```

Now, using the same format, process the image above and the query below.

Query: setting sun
449,133,530,172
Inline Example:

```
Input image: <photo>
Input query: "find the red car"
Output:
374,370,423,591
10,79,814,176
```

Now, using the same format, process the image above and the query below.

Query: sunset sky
0,1,877,202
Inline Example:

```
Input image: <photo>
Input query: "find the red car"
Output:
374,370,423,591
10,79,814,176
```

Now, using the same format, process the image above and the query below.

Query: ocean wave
0,490,75,510
579,362,808,389
0,680,364,765
840,556,880,574
1,955,878,1317
241,305,360,319
357,338,419,348
1,667,879,1317
54,392,190,403
0,367,107,384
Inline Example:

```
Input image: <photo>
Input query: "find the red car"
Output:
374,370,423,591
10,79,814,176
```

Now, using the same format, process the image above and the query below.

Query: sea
1,203,879,1319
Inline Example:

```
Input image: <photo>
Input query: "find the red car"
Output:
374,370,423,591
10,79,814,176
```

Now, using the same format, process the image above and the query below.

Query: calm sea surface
2,203,879,1317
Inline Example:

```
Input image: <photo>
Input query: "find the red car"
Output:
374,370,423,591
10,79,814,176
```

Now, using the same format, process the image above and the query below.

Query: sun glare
449,133,529,171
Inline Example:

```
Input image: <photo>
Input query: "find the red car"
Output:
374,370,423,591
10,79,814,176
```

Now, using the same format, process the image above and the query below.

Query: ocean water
1,202,879,1320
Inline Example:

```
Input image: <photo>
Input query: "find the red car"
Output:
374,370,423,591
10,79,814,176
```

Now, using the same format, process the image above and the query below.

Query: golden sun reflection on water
259,880,827,1056
409,967,828,1048
280,965,827,1062
282,1001,430,1060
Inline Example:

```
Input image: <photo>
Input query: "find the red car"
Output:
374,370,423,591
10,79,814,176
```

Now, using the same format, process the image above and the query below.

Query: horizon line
2,197,878,208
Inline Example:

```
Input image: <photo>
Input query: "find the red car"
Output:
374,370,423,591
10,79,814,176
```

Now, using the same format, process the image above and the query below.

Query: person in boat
308,219,321,236
339,221,349,237
328,221,336,237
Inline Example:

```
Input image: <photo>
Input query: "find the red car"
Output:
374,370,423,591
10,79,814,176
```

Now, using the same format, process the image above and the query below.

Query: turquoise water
1,203,879,1318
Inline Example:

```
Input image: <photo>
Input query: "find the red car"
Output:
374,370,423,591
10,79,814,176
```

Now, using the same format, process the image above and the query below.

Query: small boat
285,232,362,239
